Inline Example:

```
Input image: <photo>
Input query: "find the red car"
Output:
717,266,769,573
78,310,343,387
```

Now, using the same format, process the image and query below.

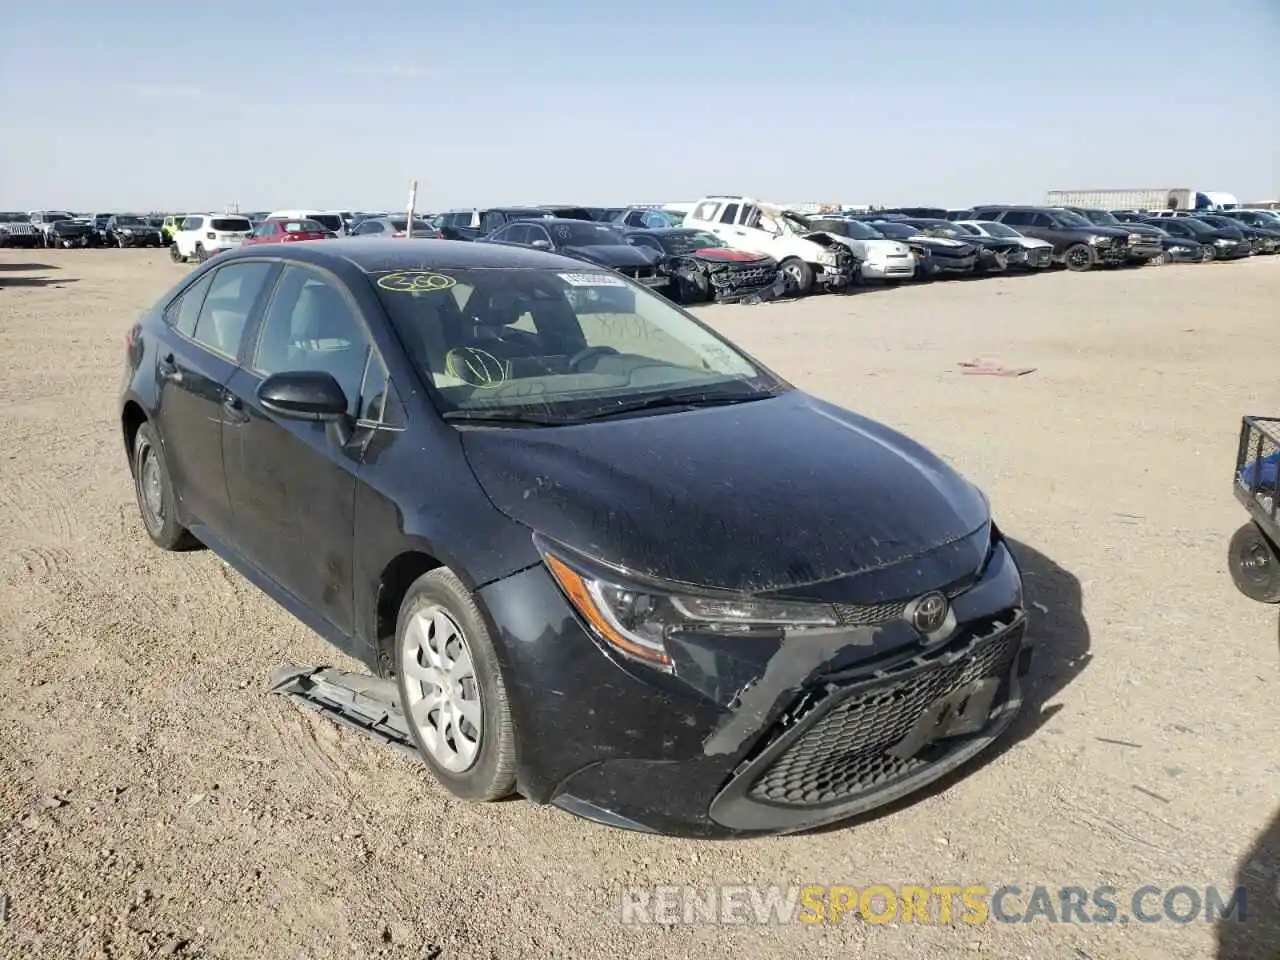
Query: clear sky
1,0,1276,212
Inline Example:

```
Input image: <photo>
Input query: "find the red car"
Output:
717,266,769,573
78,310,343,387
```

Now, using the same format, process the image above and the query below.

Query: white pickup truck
682,196,867,294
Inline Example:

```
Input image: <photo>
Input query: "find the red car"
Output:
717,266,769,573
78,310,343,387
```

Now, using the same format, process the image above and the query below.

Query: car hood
1111,223,1162,237
460,390,991,597
562,243,660,266
907,235,975,252
690,248,772,264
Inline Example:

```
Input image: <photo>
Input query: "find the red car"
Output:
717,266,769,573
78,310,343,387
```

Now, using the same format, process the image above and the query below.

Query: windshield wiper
441,409,570,427
570,391,772,421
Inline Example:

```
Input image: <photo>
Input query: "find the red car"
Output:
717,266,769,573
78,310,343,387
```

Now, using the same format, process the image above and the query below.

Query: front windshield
974,221,1020,239
867,222,911,238
909,219,965,238
373,268,780,421
779,212,811,235
546,222,627,246
822,218,884,240
1079,210,1120,225
1175,218,1214,235
114,216,143,226
1053,211,1092,227
655,231,726,254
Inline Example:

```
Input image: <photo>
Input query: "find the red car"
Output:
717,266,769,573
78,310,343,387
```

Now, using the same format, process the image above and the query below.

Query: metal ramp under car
269,663,420,760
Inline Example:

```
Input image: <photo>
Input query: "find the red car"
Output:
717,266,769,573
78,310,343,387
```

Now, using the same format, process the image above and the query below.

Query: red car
241,218,334,245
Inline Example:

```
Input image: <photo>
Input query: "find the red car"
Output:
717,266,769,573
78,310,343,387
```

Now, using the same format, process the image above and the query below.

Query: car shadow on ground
0,276,79,288
803,535,1092,836
1218,805,1280,958
0,261,59,271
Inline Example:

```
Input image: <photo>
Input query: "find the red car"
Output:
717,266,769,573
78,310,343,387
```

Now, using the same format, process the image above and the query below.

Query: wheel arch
373,550,446,674
121,399,148,471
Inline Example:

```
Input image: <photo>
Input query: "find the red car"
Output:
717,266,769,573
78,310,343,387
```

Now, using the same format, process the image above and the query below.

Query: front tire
1229,523,1280,603
170,243,186,263
394,568,517,801
1064,243,1095,272
131,421,198,551
194,242,208,262
779,257,814,295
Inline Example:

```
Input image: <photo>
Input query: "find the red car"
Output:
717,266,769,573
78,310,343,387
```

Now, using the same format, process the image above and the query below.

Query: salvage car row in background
5,197,1278,305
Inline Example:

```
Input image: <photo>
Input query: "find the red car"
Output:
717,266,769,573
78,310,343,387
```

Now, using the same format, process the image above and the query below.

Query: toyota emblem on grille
909,591,949,634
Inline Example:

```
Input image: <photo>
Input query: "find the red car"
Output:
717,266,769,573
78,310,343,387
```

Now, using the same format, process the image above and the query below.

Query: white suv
683,196,867,294
171,214,253,262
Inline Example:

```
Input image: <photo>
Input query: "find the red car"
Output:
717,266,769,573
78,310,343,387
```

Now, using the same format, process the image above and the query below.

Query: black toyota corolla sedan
120,239,1032,838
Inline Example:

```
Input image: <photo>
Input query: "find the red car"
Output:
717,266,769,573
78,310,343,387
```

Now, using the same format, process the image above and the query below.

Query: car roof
215,237,593,272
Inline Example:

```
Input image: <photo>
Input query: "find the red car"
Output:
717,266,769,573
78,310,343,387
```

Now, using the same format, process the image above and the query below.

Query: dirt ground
0,248,1276,960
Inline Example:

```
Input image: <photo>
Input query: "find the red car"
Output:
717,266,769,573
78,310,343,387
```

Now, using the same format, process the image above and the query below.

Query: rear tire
1229,522,1280,603
394,568,517,802
779,257,814,295
194,243,208,262
132,421,199,551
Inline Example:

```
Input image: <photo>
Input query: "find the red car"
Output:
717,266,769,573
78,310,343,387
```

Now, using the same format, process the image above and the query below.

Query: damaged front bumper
476,532,1030,838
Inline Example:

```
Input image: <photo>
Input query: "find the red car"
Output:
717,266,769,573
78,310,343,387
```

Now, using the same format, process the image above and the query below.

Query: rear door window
192,261,277,359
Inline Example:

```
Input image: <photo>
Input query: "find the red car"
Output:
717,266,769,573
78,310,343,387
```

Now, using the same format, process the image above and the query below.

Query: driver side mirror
530,239,552,250
258,371,348,422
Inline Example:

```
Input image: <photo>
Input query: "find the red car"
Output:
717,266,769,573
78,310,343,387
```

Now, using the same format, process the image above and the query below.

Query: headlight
122,228,133,234
1170,245,1191,254
1214,238,1231,246
1088,235,1111,245
540,544,837,671
816,251,837,266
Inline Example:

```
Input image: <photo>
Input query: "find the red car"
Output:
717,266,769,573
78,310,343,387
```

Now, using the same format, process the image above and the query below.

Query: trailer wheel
1228,522,1280,603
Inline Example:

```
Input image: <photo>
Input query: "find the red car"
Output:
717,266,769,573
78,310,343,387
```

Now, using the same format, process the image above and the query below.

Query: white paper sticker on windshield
558,272,627,287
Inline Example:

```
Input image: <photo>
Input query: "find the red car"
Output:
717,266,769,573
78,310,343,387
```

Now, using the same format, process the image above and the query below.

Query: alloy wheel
1066,247,1092,270
400,606,483,772
138,442,165,533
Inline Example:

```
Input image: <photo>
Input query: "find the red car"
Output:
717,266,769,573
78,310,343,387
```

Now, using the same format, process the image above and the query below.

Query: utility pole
404,181,418,238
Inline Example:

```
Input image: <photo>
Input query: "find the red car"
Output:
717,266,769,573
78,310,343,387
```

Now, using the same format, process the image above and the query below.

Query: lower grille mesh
748,623,1023,806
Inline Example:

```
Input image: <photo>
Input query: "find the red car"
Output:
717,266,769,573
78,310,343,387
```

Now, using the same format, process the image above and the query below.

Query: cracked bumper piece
477,537,1029,838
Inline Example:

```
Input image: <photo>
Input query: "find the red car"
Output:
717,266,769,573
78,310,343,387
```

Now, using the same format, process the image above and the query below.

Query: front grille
833,599,907,626
748,618,1023,807
712,264,776,288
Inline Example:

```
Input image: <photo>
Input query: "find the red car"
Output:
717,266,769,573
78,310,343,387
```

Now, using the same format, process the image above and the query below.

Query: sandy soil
0,248,1276,960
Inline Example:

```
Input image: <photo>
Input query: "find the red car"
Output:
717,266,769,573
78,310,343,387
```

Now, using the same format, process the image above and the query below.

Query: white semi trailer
1044,188,1238,211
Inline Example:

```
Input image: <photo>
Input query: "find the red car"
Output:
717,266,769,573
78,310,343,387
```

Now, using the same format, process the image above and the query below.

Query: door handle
222,394,249,423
